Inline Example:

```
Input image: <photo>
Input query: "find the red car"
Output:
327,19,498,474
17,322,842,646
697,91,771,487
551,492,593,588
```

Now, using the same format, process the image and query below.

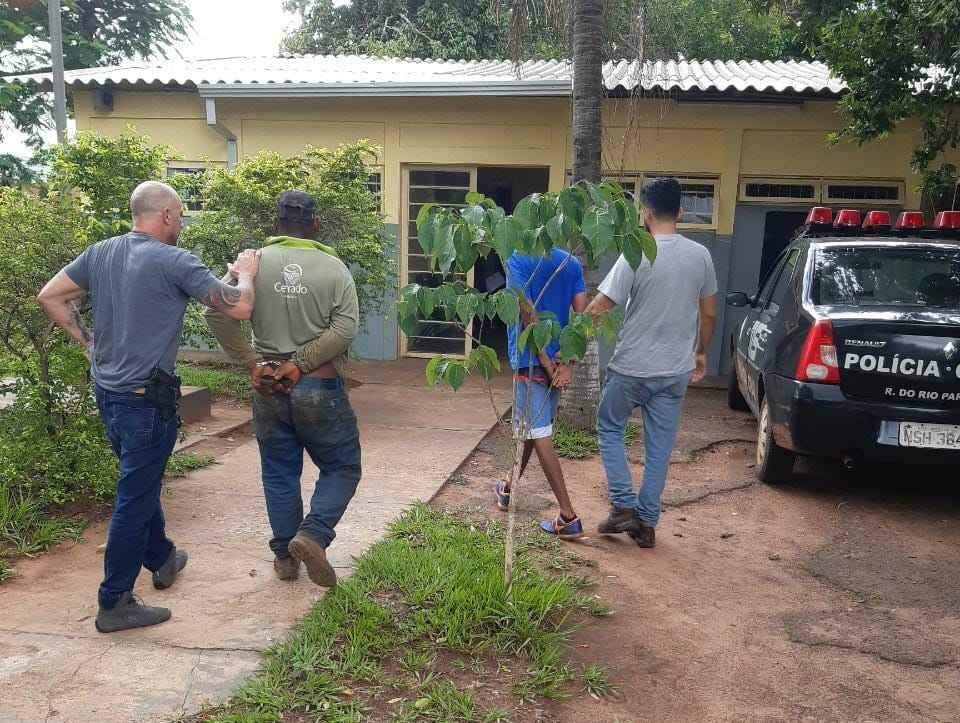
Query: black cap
277,190,316,222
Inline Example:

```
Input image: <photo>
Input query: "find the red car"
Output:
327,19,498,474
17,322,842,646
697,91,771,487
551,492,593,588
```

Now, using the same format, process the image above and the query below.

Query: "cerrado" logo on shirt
275,263,309,296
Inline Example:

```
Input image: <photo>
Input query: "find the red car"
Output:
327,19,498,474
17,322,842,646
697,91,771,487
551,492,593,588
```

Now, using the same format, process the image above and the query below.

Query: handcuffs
255,359,298,396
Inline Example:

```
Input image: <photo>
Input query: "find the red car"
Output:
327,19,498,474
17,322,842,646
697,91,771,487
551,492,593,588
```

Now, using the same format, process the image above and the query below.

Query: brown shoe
628,519,656,548
597,507,636,535
288,532,337,588
274,556,300,581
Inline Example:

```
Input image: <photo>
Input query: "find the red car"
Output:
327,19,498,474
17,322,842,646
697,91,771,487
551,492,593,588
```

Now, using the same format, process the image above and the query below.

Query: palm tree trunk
571,0,603,184
560,0,605,430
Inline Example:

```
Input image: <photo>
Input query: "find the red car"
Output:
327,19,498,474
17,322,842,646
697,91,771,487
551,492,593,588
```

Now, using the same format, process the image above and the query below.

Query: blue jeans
95,387,178,609
597,369,691,527
253,377,362,557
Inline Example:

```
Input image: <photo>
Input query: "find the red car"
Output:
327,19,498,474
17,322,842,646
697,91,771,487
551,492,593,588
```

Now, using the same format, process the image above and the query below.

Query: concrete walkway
0,360,510,723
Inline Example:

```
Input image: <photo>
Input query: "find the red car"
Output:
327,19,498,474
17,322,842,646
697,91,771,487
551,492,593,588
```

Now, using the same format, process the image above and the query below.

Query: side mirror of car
726,291,753,308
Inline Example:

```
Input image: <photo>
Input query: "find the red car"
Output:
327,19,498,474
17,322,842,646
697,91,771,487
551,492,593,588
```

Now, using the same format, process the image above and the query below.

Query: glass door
401,166,476,357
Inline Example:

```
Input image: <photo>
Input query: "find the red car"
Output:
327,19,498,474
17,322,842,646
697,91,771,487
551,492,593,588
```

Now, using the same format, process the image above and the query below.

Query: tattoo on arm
204,281,243,310
69,301,93,348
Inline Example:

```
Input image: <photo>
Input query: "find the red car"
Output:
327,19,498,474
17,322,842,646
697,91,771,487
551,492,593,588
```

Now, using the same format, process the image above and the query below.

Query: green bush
0,171,116,563
0,403,117,508
0,346,118,508
178,142,394,329
47,129,168,231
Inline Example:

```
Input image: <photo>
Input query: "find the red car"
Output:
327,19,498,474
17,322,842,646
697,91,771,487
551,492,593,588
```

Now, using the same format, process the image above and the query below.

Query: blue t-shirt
64,232,218,392
506,249,587,370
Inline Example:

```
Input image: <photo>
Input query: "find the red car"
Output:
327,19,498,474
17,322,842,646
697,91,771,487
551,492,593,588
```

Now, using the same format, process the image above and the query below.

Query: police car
726,207,960,483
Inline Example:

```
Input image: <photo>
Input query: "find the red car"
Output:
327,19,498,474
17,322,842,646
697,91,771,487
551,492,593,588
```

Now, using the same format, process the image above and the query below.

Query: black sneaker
95,592,171,633
627,516,656,548
152,546,188,590
597,507,636,535
288,532,337,588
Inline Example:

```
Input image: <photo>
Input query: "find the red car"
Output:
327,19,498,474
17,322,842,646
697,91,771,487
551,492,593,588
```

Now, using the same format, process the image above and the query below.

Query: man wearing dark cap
205,190,361,587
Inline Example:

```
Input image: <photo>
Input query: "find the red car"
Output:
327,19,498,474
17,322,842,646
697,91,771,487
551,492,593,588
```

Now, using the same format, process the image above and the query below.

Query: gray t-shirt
65,232,218,392
599,233,718,378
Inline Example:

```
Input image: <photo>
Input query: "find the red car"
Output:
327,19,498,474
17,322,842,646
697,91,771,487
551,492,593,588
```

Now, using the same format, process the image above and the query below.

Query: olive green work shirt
205,236,359,372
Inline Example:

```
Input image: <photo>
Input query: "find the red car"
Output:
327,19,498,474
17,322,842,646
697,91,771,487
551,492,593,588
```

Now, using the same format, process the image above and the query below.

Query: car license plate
898,422,960,450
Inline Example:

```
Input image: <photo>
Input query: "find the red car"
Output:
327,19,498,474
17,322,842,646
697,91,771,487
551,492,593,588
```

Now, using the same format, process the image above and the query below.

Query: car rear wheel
757,397,796,484
727,360,749,412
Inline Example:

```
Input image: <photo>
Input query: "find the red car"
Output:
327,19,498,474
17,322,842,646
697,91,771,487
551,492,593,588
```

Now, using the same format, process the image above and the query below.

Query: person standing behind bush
38,181,260,633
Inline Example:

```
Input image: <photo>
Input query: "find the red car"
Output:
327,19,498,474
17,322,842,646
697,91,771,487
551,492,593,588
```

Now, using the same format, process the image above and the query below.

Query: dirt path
433,389,960,723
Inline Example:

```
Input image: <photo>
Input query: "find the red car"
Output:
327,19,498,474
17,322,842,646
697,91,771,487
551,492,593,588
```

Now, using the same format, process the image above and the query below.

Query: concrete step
179,385,211,425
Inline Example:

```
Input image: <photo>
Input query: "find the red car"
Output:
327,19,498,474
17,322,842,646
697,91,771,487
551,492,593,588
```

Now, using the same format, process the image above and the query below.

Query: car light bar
806,207,833,226
834,209,861,228
895,211,926,230
934,210,960,230
862,210,892,230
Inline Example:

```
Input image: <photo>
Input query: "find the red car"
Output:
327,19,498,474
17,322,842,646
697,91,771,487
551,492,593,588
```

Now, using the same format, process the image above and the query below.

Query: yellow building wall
75,90,940,234
241,120,386,157
74,90,229,164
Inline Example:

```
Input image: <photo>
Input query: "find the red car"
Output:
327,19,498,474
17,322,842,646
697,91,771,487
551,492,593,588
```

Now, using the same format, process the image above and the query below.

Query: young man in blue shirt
497,248,588,538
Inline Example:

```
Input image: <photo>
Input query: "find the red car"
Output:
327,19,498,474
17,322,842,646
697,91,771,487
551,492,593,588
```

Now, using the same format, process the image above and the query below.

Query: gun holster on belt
144,366,181,418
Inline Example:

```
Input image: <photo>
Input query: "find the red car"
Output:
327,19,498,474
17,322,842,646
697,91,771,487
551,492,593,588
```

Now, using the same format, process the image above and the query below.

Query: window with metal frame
166,165,207,212
823,181,903,205
403,167,474,357
740,177,906,206
602,173,719,229
366,169,383,208
740,178,818,204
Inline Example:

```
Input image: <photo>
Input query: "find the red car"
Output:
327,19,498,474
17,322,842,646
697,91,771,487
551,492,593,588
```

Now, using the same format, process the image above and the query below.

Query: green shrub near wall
174,141,394,349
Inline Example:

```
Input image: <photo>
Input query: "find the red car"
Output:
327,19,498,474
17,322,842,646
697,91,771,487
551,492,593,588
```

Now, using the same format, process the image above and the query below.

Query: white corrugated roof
3,55,846,96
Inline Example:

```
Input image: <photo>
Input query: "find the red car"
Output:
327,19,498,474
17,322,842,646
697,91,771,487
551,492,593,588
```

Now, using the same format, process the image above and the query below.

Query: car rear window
812,245,960,308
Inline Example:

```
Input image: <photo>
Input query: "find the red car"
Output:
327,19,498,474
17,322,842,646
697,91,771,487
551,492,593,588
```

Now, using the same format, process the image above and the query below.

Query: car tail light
806,207,833,226
895,211,926,230
834,209,861,228
934,210,960,230
795,319,840,384
862,210,892,230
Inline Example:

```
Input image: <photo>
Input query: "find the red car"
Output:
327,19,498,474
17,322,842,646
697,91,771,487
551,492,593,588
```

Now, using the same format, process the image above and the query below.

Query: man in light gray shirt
586,177,718,548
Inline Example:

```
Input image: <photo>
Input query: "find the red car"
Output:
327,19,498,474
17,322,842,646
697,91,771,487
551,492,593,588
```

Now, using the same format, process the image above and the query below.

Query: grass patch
0,558,12,583
0,482,84,557
199,504,610,722
166,452,217,478
178,362,251,401
553,419,640,459
582,663,619,699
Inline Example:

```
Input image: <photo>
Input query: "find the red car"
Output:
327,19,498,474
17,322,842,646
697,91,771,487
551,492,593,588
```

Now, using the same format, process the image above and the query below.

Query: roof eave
4,76,845,100
196,80,572,98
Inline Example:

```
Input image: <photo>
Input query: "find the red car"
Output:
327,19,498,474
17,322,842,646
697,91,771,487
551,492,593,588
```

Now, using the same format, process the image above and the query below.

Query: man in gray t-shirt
586,178,718,548
38,181,259,633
